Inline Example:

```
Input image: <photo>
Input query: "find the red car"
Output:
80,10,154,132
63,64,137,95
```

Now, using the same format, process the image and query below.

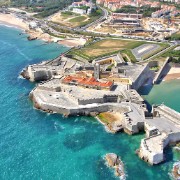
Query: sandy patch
83,48,120,56
164,67,180,81
98,40,128,48
58,38,86,47
0,13,29,30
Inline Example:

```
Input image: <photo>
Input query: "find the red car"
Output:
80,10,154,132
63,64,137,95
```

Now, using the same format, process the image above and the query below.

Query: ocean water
0,25,179,180
139,80,180,113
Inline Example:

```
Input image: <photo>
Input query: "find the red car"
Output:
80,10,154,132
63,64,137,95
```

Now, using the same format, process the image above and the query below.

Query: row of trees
9,0,72,18
115,5,161,17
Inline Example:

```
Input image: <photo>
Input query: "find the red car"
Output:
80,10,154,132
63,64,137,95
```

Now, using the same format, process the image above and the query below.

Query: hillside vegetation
1,0,72,18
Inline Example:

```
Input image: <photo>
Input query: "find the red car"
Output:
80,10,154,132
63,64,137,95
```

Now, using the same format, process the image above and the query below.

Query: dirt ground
82,48,121,56
97,40,129,48
50,12,88,27
98,112,123,124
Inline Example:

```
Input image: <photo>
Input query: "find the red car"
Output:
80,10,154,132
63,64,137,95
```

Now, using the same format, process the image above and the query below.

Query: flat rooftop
146,117,180,134
118,64,148,82
144,134,165,153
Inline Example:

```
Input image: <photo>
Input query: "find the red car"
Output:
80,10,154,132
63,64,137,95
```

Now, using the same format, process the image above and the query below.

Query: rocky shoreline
105,153,126,179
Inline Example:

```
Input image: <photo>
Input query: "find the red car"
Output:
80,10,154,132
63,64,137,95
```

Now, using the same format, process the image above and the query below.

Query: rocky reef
171,161,180,180
105,153,126,179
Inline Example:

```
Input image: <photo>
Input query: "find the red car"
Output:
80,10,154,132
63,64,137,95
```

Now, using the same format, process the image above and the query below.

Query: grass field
50,9,102,28
68,39,148,62
69,39,170,62
69,16,87,23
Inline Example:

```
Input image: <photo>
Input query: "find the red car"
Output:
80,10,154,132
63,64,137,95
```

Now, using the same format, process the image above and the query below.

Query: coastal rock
105,153,126,180
172,161,180,180
106,153,119,167
20,68,30,80
27,36,37,41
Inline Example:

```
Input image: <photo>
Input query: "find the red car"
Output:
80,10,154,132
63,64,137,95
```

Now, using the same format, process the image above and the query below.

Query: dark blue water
0,25,179,180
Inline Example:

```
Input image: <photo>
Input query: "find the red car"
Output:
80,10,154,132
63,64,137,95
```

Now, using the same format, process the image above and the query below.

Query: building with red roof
62,75,114,90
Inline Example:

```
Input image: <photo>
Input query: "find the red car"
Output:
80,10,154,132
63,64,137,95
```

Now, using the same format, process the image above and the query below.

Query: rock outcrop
27,36,37,41
171,161,180,180
105,153,126,179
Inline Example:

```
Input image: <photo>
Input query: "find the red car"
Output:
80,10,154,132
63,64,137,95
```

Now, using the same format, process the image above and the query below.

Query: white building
72,8,87,15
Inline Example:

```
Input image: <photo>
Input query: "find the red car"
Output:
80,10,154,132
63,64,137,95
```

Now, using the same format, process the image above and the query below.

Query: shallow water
0,25,179,180
139,80,180,112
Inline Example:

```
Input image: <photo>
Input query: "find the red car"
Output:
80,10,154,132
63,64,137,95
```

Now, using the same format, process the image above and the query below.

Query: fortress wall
104,95,118,103
78,98,104,105
132,64,153,90
38,86,61,92
69,105,110,115
139,135,164,165
163,132,180,147
123,122,143,135
33,70,52,81
139,131,180,165
32,89,130,116
153,57,169,84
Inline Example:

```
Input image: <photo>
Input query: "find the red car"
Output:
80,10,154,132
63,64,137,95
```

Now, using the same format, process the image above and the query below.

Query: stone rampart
139,133,164,165
153,57,169,84
31,89,130,116
132,63,153,90
155,105,180,125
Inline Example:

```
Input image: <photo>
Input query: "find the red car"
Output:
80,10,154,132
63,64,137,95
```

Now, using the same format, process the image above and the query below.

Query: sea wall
31,90,130,116
28,66,52,81
138,134,164,165
139,131,180,165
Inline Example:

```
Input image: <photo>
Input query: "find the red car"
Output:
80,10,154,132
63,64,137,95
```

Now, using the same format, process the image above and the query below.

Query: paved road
143,44,175,62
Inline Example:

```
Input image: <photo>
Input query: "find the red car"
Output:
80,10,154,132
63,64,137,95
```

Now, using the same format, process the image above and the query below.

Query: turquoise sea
139,80,180,112
0,25,179,180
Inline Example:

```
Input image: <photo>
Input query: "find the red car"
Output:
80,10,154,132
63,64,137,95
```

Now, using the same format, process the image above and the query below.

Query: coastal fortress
21,52,180,166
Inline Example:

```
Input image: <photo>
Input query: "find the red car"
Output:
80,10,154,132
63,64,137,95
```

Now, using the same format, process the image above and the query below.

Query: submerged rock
172,161,180,180
105,153,126,180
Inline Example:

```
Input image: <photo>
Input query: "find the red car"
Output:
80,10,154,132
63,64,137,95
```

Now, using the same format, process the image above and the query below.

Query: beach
0,13,28,30
0,13,86,47
164,67,180,81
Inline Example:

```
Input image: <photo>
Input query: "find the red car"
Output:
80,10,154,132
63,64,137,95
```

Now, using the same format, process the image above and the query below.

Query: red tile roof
62,75,113,88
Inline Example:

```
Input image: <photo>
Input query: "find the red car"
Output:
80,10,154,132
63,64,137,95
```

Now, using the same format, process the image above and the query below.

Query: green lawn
69,16,87,23
68,39,169,63
68,39,147,62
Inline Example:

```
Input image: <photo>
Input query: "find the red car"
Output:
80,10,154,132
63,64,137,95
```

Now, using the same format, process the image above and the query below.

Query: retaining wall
153,57,169,84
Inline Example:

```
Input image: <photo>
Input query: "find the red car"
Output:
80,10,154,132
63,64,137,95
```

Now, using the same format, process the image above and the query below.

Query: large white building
72,8,87,15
